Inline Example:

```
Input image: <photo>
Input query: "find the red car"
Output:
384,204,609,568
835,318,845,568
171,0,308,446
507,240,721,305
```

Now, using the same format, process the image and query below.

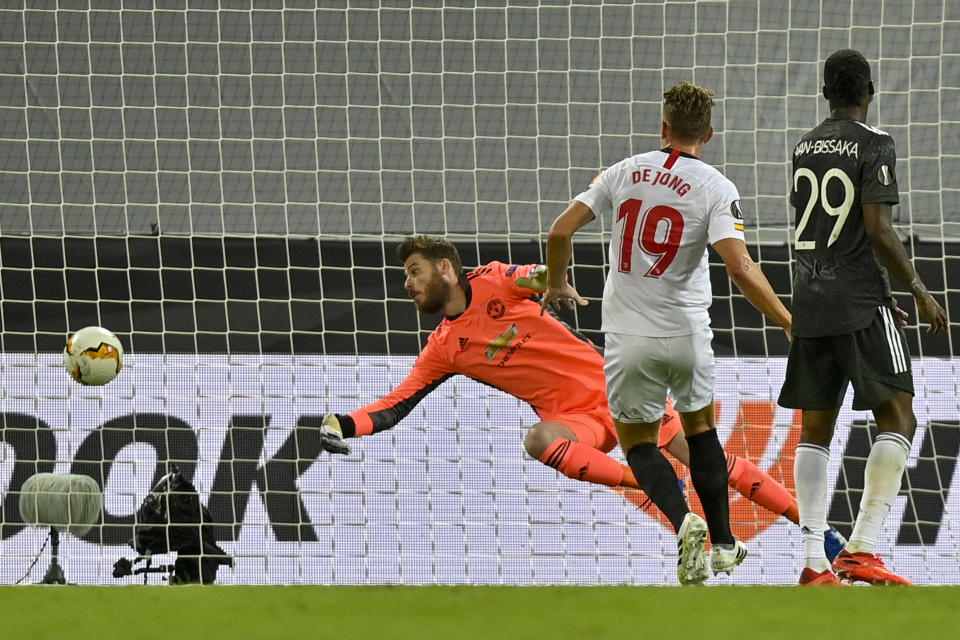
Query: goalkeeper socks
847,432,911,554
795,442,831,571
726,452,795,518
538,439,625,488
619,465,641,489
687,429,735,545
625,443,689,532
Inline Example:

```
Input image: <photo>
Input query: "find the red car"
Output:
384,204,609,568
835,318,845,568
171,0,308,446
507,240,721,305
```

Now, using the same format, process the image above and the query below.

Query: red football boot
832,550,912,586
798,567,848,586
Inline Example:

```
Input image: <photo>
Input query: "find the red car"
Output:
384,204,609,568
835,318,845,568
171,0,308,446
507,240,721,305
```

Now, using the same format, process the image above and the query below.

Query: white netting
0,2,958,585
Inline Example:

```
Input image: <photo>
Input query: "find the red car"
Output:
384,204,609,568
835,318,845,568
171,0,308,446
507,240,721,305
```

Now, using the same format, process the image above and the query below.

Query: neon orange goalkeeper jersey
347,261,609,436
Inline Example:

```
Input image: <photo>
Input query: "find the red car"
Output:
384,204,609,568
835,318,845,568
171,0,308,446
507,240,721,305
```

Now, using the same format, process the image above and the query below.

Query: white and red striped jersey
574,148,745,337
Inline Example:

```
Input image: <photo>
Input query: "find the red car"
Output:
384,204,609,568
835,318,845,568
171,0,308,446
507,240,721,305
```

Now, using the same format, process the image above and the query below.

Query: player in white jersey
596,147,744,338
543,82,792,585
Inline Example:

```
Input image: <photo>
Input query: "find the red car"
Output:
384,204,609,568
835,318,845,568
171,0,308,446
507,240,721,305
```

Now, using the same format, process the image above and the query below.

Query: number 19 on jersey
617,198,685,278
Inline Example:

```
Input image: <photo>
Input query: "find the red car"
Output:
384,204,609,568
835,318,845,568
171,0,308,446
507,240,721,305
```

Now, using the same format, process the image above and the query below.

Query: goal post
0,2,958,585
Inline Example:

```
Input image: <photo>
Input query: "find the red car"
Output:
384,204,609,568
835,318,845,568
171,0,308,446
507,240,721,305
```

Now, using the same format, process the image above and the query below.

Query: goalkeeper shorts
546,408,619,453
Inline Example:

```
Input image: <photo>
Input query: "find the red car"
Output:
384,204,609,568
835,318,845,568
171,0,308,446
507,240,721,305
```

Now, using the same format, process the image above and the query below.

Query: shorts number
617,199,685,277
793,167,855,250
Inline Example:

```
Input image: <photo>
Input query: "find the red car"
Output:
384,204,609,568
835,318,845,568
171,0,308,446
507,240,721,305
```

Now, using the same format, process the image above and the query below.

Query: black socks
687,429,734,545
626,443,689,532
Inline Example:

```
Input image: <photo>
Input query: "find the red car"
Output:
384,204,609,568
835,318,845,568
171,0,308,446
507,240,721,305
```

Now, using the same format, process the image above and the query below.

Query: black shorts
778,305,914,411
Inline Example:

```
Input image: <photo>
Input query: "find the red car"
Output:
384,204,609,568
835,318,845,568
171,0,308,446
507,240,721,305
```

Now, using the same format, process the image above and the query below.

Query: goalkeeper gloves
319,414,351,455
514,264,548,292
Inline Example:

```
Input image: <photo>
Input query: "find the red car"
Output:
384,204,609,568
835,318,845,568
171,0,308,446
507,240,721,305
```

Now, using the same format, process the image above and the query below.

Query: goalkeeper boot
823,526,847,563
832,550,912,586
676,512,709,586
710,538,748,576
798,567,847,586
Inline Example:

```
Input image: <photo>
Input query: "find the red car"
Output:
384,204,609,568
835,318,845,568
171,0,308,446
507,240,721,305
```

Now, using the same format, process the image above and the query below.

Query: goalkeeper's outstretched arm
320,343,454,454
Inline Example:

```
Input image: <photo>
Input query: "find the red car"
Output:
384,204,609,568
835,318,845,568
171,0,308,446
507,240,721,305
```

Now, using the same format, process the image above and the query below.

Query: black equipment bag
130,467,232,584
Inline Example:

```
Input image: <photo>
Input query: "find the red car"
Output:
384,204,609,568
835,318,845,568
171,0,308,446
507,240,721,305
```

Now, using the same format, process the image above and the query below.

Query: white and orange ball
64,326,124,385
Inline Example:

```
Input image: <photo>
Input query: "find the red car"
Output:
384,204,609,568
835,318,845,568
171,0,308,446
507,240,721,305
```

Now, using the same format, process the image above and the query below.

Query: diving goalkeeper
320,235,843,558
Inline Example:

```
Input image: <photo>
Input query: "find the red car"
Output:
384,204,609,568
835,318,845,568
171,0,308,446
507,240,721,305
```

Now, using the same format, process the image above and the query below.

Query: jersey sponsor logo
485,323,519,360
794,139,859,158
877,165,896,185
498,332,532,367
458,337,469,351
486,298,506,319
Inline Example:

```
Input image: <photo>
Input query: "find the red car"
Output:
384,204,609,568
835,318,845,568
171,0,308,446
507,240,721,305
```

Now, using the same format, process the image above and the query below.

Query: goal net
1,1,958,585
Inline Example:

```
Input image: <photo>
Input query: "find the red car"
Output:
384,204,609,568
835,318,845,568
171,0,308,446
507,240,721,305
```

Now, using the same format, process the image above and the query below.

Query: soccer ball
64,326,124,386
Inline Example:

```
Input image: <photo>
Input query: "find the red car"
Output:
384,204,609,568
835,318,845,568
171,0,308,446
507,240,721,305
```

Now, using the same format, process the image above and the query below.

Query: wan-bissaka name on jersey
346,261,608,436
790,117,899,337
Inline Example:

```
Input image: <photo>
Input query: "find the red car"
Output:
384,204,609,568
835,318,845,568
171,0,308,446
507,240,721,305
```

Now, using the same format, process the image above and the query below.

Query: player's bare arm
712,237,792,340
542,200,594,314
863,202,947,333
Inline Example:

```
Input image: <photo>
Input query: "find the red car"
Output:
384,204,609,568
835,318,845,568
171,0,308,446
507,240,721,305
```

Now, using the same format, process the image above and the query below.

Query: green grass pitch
4,585,958,639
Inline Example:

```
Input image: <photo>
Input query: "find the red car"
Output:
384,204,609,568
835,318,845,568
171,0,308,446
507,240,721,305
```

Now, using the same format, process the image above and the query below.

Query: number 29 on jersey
793,167,855,251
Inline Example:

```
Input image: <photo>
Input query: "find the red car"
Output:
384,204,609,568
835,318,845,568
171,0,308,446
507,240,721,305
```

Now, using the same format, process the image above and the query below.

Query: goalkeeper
321,235,842,558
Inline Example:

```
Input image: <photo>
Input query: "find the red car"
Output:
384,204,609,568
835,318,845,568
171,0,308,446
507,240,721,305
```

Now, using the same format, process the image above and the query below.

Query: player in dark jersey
779,49,947,586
